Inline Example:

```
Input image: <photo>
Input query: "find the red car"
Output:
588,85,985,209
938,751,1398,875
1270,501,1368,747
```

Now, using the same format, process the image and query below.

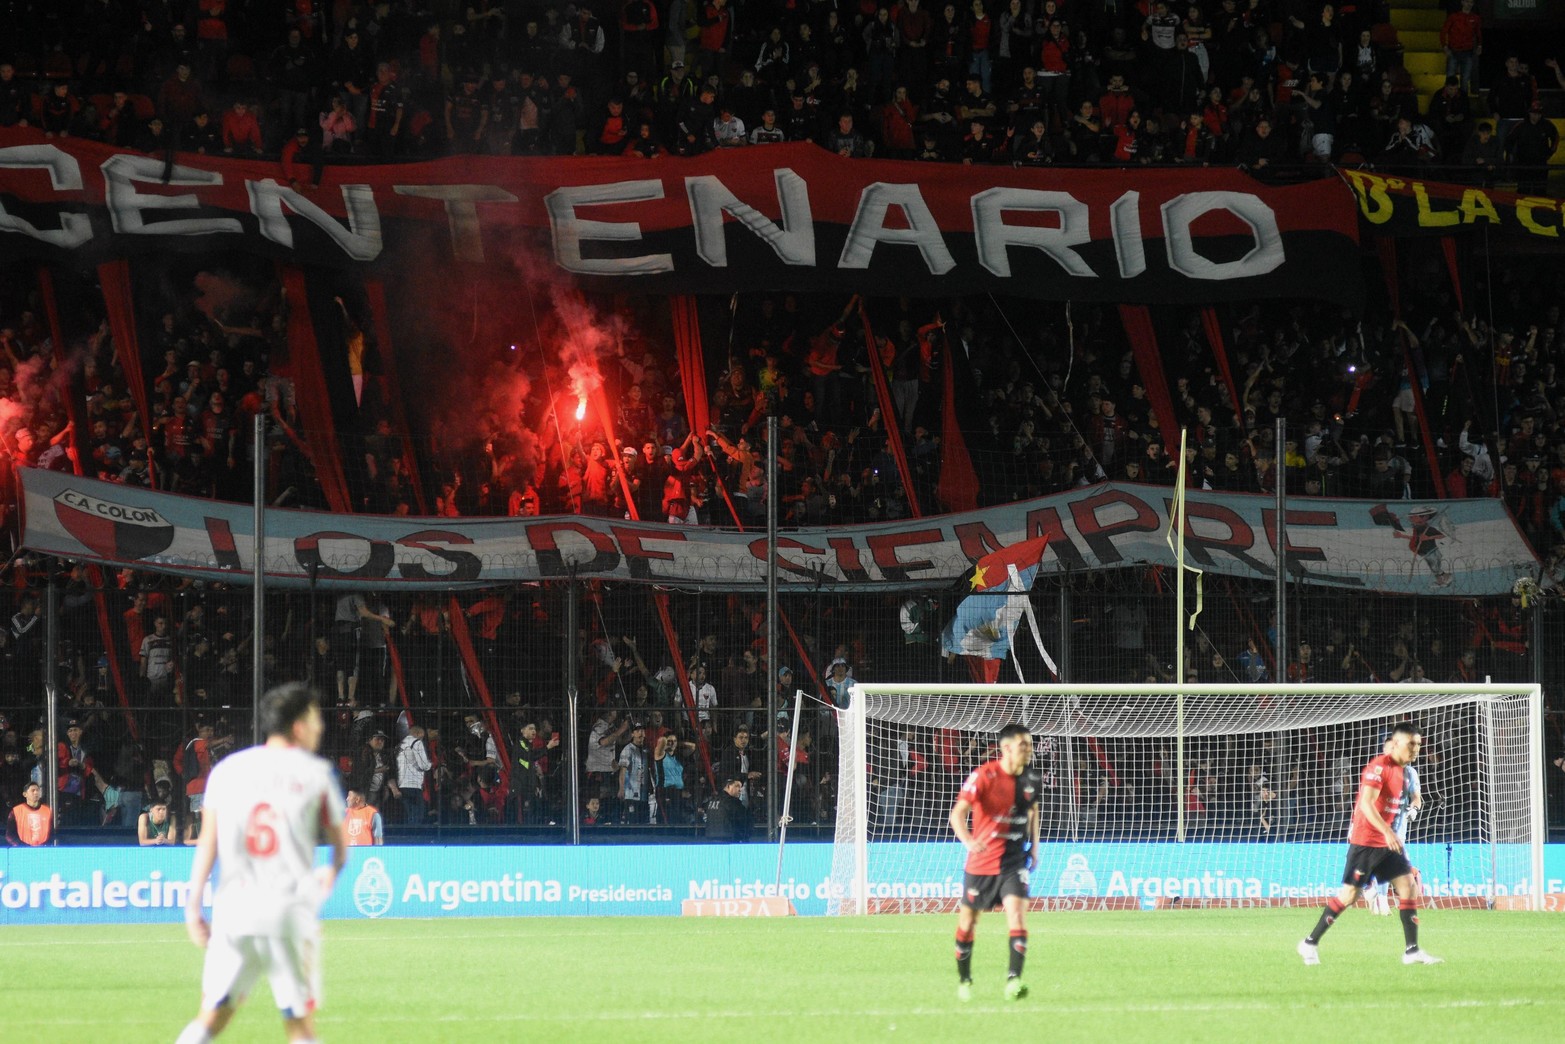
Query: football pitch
8,910,1562,1042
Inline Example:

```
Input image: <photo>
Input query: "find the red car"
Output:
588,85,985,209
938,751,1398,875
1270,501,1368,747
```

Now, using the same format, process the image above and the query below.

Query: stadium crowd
1,238,1560,843
2,2,1564,844
0,1,1559,179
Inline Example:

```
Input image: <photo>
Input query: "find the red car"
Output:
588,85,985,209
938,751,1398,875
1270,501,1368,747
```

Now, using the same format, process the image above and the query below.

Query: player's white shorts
201,923,322,1019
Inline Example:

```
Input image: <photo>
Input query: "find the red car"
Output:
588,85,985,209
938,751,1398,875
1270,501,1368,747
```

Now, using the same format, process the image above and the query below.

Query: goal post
828,683,1545,914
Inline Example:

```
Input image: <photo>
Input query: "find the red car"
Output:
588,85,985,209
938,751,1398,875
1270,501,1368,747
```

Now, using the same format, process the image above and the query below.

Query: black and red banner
0,130,1363,304
1343,168,1565,242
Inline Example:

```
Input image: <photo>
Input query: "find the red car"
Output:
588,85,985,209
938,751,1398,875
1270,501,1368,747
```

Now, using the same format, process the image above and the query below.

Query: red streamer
671,296,711,438
1375,241,1445,497
446,596,512,798
275,265,354,512
1199,306,1243,429
1119,305,1181,459
858,302,921,517
1440,236,1464,314
932,322,979,513
364,280,429,514
95,261,157,469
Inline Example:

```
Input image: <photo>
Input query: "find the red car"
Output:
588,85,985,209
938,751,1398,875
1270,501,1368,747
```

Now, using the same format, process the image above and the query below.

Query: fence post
252,413,265,742
45,563,59,840
566,574,581,845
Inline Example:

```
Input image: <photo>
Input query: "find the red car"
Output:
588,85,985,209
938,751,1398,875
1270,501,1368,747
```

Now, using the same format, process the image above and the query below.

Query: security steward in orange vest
344,787,383,846
7,781,52,846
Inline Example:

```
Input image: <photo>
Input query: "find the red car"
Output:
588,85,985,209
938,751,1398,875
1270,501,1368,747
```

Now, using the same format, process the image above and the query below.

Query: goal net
827,683,1544,914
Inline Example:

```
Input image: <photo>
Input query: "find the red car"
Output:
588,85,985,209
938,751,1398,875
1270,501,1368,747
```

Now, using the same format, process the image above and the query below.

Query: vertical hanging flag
940,536,1051,663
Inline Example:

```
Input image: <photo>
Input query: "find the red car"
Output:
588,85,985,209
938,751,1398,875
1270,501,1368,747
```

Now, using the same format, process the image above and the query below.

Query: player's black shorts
961,867,1031,911
1341,843,1413,887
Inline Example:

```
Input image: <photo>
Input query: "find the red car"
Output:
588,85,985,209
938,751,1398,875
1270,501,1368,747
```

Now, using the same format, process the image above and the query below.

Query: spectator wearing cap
704,775,751,840
1505,101,1559,196
824,657,853,708
280,127,320,191
350,730,398,811
56,721,93,822
344,788,384,846
617,722,651,823
656,59,692,136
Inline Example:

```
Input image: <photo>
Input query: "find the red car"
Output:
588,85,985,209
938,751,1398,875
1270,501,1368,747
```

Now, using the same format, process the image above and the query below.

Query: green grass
7,911,1563,1042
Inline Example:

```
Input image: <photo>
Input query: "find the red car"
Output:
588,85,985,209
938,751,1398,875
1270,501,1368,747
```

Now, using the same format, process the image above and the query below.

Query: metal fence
3,558,1559,845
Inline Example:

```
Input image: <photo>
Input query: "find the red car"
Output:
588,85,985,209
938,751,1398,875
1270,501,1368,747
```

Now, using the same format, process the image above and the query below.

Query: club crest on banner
52,488,175,561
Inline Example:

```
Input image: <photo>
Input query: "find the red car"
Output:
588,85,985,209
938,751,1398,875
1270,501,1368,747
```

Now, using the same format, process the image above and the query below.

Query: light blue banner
2,843,1562,926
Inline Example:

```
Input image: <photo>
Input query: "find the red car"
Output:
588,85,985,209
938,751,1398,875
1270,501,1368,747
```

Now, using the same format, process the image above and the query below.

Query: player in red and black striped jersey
1297,721,1443,966
948,723,1041,1003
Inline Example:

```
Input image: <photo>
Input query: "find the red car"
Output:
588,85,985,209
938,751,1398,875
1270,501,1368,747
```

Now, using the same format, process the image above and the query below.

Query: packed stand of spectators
3,544,1555,844
4,246,1565,841
0,2,1557,185
5,3,1565,841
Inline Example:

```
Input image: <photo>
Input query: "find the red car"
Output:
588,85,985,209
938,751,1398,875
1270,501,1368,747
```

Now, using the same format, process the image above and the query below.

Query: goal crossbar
846,683,1537,736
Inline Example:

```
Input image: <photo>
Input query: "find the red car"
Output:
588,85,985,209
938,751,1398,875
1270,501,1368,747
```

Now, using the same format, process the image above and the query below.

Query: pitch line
5,997,1555,1028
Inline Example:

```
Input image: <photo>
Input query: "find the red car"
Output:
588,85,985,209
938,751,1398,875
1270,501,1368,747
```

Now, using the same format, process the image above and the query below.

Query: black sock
1008,931,1027,979
1399,900,1419,951
955,931,973,982
1306,897,1346,945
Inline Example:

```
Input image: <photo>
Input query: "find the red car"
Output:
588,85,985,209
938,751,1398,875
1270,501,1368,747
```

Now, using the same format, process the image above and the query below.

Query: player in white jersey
178,684,348,1044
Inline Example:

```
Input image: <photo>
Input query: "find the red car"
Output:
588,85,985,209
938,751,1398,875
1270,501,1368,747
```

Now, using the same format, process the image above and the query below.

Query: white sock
175,1023,213,1044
